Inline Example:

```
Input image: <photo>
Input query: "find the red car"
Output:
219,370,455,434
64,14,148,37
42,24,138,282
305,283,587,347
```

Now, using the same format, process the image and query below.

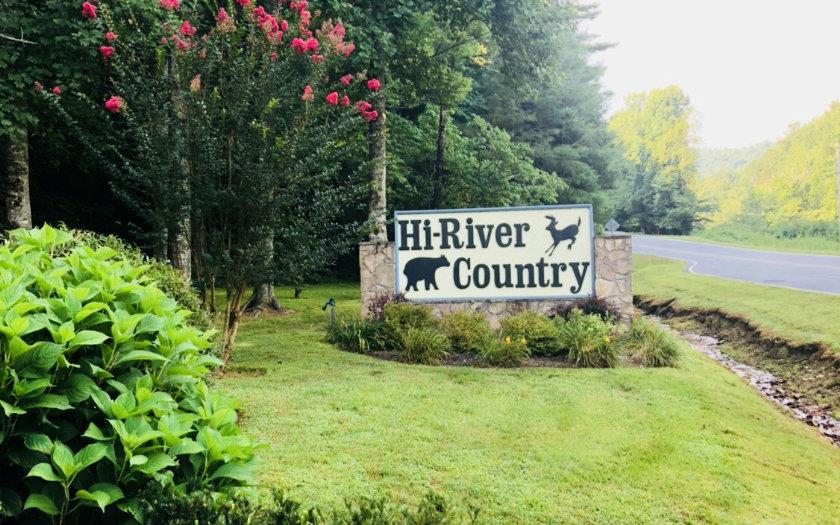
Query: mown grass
680,227,840,255
213,282,840,524
634,255,840,356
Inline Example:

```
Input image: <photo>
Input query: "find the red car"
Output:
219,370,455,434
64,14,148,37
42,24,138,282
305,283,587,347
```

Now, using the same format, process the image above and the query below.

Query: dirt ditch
637,296,840,446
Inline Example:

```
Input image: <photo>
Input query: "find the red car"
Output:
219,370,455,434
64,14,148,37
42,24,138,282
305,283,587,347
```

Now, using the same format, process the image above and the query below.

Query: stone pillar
594,235,633,320
359,241,394,318
359,236,633,321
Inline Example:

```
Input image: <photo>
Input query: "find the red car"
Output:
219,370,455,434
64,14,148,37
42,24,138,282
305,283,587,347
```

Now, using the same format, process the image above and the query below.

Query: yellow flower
603,336,611,344
504,336,512,345
519,337,526,345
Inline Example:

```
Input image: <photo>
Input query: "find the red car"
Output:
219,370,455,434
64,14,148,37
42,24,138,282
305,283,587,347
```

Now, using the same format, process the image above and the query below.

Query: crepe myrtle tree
159,0,373,361
49,0,376,360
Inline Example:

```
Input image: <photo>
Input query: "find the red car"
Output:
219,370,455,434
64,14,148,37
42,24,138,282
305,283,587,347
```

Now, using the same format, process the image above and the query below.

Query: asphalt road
632,235,840,295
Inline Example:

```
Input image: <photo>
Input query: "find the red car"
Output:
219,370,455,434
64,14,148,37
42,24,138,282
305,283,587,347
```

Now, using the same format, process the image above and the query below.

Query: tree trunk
430,107,447,209
244,235,282,314
169,160,191,281
367,97,388,242
3,127,32,230
244,282,281,313
221,286,245,366
294,286,303,299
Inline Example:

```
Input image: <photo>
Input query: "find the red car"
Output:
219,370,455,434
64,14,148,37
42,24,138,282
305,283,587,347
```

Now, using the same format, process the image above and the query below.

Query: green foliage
141,487,466,525
694,102,840,238
399,328,450,366
383,303,438,332
608,86,701,234
549,297,621,323
326,319,394,354
499,311,562,357
479,334,529,368
557,309,618,368
0,226,255,524
71,229,211,332
441,312,493,354
619,319,681,368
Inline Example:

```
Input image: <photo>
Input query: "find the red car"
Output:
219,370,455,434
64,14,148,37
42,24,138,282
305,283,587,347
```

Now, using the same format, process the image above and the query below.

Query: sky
583,0,840,149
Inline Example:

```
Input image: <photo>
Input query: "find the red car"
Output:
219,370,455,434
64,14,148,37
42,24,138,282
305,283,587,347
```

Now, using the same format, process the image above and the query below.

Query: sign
394,205,595,302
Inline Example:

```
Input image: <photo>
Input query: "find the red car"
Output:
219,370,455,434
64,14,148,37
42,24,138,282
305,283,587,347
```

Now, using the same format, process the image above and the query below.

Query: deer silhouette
545,216,581,256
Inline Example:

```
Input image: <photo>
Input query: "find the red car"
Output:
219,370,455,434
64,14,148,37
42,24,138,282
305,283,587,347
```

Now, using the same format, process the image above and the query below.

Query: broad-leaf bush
0,226,256,524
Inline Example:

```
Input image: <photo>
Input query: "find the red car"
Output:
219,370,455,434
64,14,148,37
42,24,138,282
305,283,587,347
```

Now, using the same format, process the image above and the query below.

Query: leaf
74,443,107,470
20,394,71,411
82,422,111,442
0,400,25,417
22,433,53,454
134,452,176,475
23,494,59,516
13,378,52,398
27,342,63,370
51,441,76,479
69,330,109,348
169,439,205,456
129,454,147,466
208,462,254,482
60,374,96,403
113,350,167,367
0,487,22,517
111,392,136,420
26,463,62,483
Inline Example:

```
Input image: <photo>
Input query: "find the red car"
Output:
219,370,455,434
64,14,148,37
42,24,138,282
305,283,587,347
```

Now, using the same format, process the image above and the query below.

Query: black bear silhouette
403,255,451,292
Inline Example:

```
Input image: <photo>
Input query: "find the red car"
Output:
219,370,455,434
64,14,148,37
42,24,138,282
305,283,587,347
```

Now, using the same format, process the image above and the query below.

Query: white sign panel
394,205,595,302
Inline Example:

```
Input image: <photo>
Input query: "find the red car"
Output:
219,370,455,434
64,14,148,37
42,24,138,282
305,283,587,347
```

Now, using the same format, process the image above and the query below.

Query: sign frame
393,204,596,303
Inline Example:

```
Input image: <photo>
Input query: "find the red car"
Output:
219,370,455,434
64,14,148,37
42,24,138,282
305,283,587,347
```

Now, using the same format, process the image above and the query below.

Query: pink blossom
291,37,307,54
179,20,197,37
270,52,278,62
105,96,123,113
301,84,314,102
290,1,308,14
173,35,191,51
158,0,180,10
325,91,339,105
52,86,62,96
366,79,381,91
299,9,311,27
340,74,352,86
235,0,251,5
99,46,115,59
341,95,350,107
356,101,372,113
339,42,355,57
216,8,230,23
160,37,169,45
362,110,379,122
81,1,97,19
105,31,117,42
310,53,324,63
306,38,319,51
34,82,44,93
280,20,289,31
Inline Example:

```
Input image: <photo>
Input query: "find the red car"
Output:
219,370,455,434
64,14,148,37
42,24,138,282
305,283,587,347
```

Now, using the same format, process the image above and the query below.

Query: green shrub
141,487,467,525
326,318,395,354
557,309,619,368
0,226,256,524
548,297,620,323
499,311,563,356
441,312,493,354
479,334,530,367
384,303,438,331
620,319,681,367
399,327,450,365
73,228,212,332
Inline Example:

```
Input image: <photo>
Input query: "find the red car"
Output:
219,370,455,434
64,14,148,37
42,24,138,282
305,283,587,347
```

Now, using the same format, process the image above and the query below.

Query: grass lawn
634,255,840,356
677,229,840,255
214,283,840,524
